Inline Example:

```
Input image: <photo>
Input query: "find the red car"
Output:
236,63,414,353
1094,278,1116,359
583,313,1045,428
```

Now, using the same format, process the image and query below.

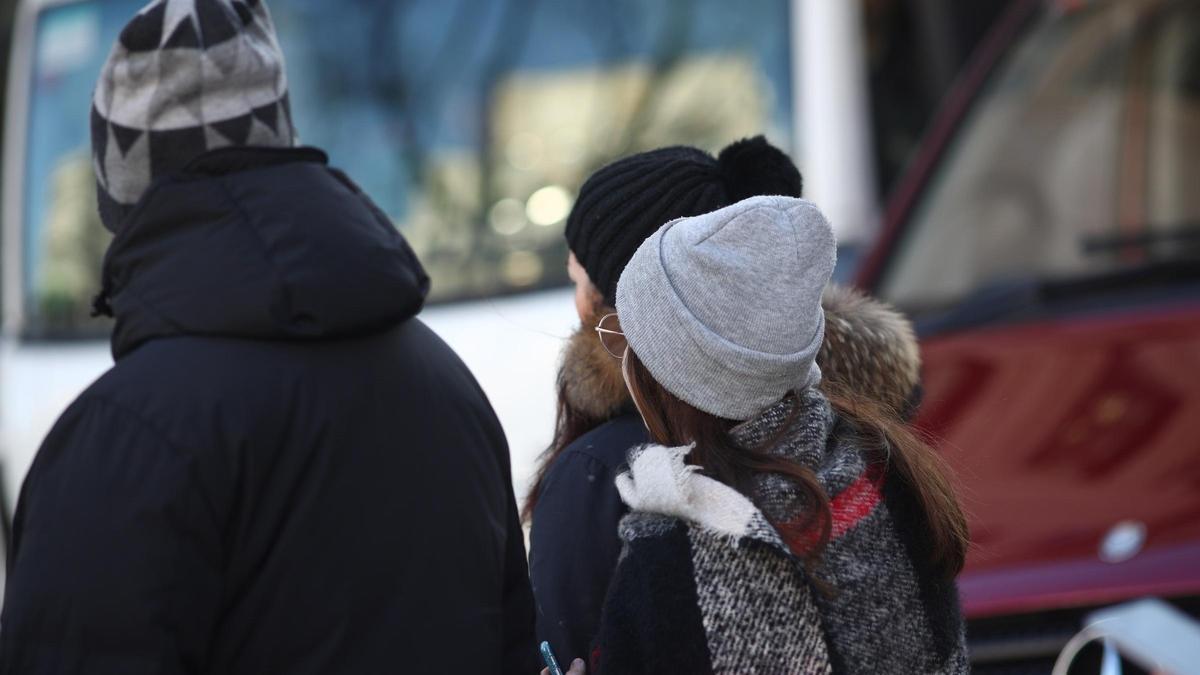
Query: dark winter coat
594,390,969,674
0,147,537,675
528,286,926,665
529,309,650,665
529,411,645,664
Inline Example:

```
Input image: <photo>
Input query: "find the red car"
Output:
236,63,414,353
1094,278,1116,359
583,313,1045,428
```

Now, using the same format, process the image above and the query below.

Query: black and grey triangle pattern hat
91,0,296,231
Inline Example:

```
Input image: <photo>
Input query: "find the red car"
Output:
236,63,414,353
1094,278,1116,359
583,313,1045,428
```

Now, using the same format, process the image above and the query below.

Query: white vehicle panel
0,288,575,511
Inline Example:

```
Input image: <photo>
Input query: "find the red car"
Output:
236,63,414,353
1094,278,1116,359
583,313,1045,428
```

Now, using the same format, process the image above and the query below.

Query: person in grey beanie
580,196,970,674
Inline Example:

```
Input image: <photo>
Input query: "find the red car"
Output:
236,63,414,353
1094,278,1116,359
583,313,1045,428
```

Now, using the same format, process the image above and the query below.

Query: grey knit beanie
615,196,837,420
91,0,295,231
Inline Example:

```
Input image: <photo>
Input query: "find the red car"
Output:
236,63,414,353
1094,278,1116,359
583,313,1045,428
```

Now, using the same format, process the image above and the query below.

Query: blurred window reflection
21,0,794,337
881,0,1200,314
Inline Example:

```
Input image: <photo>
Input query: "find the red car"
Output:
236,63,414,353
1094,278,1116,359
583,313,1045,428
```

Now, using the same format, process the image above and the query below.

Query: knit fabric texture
597,389,969,674
564,136,802,305
91,0,296,231
735,390,970,673
616,196,837,420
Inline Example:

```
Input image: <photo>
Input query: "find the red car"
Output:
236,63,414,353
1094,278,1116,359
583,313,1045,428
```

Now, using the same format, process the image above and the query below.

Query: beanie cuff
616,222,823,421
96,182,133,233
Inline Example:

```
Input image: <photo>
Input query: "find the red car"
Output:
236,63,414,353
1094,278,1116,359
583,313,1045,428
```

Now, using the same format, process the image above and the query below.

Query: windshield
20,0,794,337
878,0,1200,315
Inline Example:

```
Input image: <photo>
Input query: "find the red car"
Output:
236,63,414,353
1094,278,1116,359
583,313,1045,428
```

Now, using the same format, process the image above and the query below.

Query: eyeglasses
595,313,627,359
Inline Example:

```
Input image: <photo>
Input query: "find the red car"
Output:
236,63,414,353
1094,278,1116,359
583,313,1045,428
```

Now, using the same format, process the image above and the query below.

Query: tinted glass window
879,0,1200,314
21,0,795,337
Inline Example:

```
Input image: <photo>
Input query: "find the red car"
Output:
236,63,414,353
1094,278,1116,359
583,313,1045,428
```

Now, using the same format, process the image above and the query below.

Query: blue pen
540,641,565,675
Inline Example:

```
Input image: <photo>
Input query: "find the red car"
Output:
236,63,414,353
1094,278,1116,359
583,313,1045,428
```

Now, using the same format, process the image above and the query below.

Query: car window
20,0,795,337
878,0,1200,315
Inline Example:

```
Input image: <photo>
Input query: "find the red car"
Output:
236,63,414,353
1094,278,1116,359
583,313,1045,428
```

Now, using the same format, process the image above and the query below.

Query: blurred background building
0,0,1010,333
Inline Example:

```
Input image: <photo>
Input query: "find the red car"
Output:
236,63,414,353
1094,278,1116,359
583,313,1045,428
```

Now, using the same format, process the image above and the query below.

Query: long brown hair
623,348,968,580
523,305,626,522
522,368,615,522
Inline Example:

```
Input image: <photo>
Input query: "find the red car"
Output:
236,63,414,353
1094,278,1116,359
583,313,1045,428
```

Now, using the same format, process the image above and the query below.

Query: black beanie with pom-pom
564,135,803,305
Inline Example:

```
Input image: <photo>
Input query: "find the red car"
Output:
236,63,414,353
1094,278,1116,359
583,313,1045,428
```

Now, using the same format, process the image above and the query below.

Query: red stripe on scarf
829,464,885,539
782,464,885,556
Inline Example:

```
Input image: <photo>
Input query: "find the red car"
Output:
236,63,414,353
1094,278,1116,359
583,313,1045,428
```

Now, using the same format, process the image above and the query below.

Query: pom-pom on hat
564,136,802,305
91,0,296,231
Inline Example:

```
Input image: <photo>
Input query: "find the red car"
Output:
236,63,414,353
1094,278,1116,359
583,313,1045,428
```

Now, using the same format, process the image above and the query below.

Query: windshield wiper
1082,224,1200,254
912,256,1200,337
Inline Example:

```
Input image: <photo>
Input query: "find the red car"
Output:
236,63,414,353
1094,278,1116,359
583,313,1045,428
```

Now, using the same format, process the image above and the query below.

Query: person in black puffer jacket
0,2,536,673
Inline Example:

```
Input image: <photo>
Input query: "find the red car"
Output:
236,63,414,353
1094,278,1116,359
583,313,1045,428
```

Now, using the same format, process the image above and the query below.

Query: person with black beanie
526,136,806,665
528,135,933,669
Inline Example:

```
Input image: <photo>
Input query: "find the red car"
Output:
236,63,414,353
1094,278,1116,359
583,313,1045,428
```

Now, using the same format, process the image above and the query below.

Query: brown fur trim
819,284,921,413
560,308,631,420
556,287,921,424
529,287,921,520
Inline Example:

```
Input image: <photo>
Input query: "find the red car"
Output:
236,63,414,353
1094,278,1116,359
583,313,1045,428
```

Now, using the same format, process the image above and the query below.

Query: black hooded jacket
0,148,537,674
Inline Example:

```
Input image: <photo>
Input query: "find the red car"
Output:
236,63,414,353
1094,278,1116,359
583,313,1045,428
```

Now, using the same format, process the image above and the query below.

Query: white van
0,0,873,542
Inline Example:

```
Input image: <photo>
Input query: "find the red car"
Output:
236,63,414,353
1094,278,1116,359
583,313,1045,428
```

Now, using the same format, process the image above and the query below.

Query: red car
857,0,1200,671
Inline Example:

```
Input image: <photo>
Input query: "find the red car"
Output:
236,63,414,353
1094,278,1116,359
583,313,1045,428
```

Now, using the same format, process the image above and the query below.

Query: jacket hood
559,284,921,420
99,147,430,359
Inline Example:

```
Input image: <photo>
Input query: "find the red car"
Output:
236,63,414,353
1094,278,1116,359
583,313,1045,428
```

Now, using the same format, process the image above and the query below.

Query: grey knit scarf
732,390,969,674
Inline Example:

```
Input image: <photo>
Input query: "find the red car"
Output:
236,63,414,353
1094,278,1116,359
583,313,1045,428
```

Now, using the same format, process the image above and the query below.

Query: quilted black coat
0,147,537,674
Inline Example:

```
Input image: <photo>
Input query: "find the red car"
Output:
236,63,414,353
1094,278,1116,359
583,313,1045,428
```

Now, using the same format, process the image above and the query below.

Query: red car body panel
857,0,1200,623
961,540,1200,618
916,303,1200,616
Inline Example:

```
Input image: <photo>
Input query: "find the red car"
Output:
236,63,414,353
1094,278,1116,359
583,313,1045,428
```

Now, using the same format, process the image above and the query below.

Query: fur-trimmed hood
559,308,632,422
818,285,921,413
559,284,921,420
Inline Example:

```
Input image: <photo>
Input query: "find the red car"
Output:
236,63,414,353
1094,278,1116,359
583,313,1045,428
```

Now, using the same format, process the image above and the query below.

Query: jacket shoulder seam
74,393,198,459
539,450,617,498
560,420,645,469
560,443,626,470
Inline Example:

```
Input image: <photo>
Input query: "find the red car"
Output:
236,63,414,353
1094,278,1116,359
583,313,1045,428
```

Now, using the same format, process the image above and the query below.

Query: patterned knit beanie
91,0,296,231
564,136,802,306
